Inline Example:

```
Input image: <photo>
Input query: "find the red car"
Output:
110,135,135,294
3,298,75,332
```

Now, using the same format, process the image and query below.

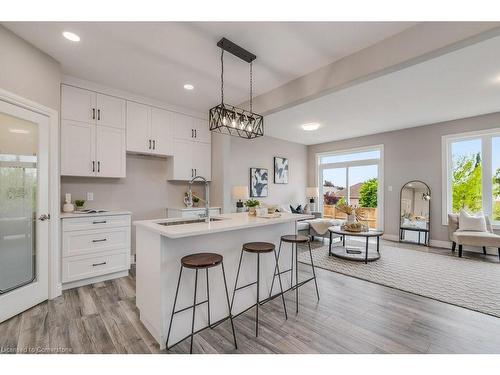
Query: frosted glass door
0,113,38,293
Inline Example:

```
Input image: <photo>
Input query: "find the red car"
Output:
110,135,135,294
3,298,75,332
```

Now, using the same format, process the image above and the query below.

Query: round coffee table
328,227,384,264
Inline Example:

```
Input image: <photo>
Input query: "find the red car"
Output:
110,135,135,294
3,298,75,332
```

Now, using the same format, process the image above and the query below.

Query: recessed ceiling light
9,128,30,134
62,31,80,42
183,84,194,90
301,122,320,131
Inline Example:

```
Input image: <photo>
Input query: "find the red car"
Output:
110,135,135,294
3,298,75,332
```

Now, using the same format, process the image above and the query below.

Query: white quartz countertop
133,212,313,239
60,210,132,219
166,206,221,211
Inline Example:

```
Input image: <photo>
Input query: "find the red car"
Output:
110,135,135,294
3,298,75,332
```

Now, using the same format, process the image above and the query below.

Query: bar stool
270,235,319,314
166,252,237,354
230,242,287,337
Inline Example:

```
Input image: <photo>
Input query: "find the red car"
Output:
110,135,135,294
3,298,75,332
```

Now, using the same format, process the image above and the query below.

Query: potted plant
74,199,85,211
244,199,260,216
192,196,200,207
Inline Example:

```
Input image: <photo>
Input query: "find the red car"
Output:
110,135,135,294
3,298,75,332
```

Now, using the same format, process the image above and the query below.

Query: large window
443,129,500,225
317,145,383,229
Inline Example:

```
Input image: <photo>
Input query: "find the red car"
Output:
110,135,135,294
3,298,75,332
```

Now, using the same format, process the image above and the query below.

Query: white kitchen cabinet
167,139,211,181
60,120,96,177
96,93,126,129
126,101,151,154
61,85,96,123
126,101,173,156
173,113,210,143
61,120,126,177
61,85,125,129
151,107,173,156
95,126,126,177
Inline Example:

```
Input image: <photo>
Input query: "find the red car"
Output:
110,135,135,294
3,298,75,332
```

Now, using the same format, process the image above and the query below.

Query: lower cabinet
61,213,131,287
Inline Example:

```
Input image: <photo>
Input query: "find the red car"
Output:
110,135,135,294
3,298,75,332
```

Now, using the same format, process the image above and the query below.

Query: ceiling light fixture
209,38,263,140
183,83,194,90
62,31,80,42
301,122,320,131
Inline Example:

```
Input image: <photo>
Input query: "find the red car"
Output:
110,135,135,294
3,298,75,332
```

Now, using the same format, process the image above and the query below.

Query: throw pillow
290,204,303,214
457,210,487,232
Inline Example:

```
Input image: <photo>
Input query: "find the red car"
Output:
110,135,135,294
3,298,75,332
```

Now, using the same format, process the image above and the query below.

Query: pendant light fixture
209,38,264,139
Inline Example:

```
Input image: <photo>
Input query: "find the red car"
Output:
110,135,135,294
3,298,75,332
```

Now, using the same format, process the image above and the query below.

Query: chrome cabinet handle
92,261,107,267
191,129,194,138
92,161,95,172
92,238,107,243
195,129,197,138
149,139,152,149
92,220,107,224
97,109,101,121
92,108,95,120
97,161,100,173
153,140,156,150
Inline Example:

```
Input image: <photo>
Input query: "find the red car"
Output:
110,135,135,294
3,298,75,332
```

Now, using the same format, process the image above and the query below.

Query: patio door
0,99,49,323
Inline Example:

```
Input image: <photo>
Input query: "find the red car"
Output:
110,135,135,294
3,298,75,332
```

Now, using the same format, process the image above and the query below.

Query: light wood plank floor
2,240,500,354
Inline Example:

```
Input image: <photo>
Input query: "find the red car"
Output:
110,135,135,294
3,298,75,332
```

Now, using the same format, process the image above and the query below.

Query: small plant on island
244,199,260,208
74,199,85,210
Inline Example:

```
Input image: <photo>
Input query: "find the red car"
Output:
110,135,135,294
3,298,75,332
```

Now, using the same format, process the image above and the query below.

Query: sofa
448,213,500,259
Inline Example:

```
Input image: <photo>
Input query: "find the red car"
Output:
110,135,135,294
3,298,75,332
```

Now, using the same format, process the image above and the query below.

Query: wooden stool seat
181,252,223,269
280,234,310,243
242,242,275,253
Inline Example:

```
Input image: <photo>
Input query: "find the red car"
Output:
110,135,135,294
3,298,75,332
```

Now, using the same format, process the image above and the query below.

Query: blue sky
452,137,500,173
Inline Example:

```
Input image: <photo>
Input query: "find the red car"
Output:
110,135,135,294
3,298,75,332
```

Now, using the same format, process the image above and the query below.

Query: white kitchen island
133,212,312,349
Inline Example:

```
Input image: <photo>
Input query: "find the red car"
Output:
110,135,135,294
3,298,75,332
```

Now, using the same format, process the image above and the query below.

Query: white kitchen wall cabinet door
61,120,96,177
193,141,211,179
173,112,195,141
96,93,126,129
151,107,173,156
193,118,211,143
95,126,126,178
61,85,96,123
126,101,151,154
167,139,193,180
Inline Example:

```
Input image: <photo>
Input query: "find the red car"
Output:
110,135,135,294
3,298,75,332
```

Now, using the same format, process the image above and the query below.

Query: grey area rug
298,243,500,318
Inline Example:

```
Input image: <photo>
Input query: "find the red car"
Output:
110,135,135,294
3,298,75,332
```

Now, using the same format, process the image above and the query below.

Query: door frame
0,88,61,300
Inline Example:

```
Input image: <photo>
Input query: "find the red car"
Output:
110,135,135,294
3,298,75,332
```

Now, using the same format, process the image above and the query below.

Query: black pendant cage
209,103,264,139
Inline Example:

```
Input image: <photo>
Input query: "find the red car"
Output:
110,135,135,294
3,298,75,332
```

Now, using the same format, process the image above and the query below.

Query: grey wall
0,25,61,110
308,111,500,243
226,135,308,210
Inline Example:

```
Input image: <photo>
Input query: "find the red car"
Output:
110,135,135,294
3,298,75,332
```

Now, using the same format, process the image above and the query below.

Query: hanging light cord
250,61,253,113
220,48,224,104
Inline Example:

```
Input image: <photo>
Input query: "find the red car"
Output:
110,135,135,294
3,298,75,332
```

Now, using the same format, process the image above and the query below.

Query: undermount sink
157,218,225,226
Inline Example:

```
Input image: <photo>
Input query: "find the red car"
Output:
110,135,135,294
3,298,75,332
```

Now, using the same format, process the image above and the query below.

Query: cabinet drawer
62,227,130,257
62,215,131,232
62,250,129,283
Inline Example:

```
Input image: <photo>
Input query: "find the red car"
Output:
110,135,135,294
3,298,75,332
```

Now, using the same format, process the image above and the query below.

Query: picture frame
250,168,268,197
274,156,289,184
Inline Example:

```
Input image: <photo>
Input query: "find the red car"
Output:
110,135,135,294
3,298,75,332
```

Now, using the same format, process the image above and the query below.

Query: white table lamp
232,186,249,212
306,187,319,211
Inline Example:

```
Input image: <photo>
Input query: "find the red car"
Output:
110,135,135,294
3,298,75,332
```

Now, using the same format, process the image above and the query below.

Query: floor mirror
399,180,431,246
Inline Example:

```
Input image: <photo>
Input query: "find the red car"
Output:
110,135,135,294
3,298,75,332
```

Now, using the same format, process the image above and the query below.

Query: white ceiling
266,34,500,145
3,22,415,113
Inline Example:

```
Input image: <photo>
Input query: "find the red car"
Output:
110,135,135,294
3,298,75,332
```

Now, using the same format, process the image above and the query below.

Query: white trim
441,127,500,226
0,88,61,300
316,144,384,231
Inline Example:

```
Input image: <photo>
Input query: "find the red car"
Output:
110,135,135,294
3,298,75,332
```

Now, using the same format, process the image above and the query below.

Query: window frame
441,128,500,226
316,144,384,230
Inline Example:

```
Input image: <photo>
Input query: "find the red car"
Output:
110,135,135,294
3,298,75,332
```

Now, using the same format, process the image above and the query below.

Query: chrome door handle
38,214,50,221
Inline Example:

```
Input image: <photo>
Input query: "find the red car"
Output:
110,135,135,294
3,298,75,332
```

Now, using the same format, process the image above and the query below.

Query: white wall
0,25,60,110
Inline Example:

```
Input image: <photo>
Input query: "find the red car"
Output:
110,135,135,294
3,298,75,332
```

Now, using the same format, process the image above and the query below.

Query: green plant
452,153,482,213
192,196,200,203
244,199,260,208
359,178,378,208
74,199,85,208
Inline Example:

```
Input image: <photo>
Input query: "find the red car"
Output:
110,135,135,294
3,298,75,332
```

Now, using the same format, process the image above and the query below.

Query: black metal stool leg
290,241,294,290
268,239,282,299
255,253,260,336
273,247,288,320
166,265,183,349
295,242,299,314
189,269,199,354
230,248,244,312
221,261,238,350
308,242,320,301
206,268,211,327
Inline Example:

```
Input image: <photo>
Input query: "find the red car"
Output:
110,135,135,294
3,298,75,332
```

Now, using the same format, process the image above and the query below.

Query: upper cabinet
61,85,125,129
173,113,210,143
61,85,126,177
126,101,173,156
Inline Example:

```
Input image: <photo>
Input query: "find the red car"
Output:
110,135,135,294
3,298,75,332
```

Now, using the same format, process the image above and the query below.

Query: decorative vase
248,207,257,216
63,202,75,213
